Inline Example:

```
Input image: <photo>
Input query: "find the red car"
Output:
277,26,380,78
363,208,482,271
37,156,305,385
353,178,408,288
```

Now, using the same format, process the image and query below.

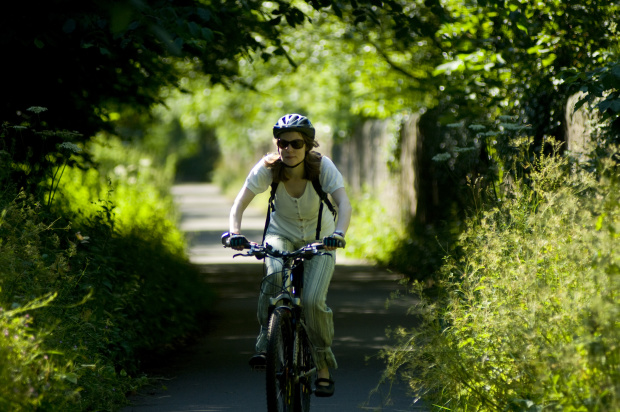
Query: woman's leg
302,252,338,371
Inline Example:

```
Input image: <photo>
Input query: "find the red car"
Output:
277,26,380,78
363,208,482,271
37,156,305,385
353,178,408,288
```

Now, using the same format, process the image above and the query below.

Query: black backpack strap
311,178,336,217
311,178,336,240
316,201,324,241
262,181,278,244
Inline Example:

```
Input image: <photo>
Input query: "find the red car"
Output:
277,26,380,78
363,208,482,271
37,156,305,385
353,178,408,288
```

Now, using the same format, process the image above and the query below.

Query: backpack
262,178,337,244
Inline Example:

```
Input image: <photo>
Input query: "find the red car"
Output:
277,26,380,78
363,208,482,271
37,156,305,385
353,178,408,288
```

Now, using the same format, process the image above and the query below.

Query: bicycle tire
266,307,295,412
294,328,313,412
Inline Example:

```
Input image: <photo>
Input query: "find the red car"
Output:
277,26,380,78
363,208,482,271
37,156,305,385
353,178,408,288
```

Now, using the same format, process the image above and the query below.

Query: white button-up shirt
243,156,344,243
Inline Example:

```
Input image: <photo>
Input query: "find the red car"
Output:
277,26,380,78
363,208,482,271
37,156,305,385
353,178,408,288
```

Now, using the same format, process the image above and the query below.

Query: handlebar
221,232,328,260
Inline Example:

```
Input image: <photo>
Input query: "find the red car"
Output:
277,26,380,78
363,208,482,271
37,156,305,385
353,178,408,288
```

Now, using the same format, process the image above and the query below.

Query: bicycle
222,233,333,412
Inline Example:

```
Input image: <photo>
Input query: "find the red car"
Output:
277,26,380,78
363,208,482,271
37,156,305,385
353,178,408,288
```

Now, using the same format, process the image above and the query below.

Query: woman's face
277,131,306,167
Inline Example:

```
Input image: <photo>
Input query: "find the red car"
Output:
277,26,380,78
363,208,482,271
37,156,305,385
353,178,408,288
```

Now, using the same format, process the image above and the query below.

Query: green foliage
54,134,185,255
48,133,213,366
0,295,78,411
0,189,149,411
0,0,335,138
0,125,213,410
381,145,620,411
432,116,536,201
565,61,620,138
337,0,619,168
143,0,618,273
344,189,407,264
0,107,87,204
142,1,439,174
423,0,619,141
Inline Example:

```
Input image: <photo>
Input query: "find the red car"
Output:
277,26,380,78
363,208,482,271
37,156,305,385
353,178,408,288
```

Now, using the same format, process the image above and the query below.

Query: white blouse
243,156,345,243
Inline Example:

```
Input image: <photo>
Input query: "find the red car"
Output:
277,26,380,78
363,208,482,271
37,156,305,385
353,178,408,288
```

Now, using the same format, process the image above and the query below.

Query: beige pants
255,234,338,370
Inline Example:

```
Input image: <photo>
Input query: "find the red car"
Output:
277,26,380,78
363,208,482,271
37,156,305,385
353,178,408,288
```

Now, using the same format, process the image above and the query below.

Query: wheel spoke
293,330,313,412
266,308,294,412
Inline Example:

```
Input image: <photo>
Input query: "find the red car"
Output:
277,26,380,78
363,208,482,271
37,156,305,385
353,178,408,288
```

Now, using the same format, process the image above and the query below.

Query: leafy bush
0,194,113,411
1,130,214,410
381,145,620,411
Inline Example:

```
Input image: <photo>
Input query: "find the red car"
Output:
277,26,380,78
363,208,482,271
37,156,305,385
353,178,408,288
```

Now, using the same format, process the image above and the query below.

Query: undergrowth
381,144,620,411
1,125,214,410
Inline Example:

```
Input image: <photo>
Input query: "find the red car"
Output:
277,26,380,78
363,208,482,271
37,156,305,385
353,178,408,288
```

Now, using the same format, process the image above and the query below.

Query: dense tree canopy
3,0,617,138
150,1,619,151
1,0,292,135
1,0,618,197
0,0,328,195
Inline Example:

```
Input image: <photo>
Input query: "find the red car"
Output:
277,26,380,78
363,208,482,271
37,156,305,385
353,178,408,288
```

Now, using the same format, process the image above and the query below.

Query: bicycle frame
268,257,303,312
264,253,318,412
222,236,330,412
268,257,317,383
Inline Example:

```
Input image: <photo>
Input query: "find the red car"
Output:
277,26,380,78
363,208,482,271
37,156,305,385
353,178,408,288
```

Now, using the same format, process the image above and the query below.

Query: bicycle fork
292,317,316,386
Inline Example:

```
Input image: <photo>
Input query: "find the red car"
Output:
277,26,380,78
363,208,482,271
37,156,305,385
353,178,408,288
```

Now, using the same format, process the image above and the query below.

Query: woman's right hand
222,232,250,250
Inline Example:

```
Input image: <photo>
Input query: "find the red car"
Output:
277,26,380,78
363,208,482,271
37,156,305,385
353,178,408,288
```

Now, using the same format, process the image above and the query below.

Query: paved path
121,184,427,412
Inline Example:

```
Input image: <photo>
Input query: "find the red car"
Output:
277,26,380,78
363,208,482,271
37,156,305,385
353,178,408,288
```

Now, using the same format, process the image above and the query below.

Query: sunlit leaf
433,60,465,75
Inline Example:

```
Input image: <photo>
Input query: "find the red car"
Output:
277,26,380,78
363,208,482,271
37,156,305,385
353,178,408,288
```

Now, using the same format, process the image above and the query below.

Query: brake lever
301,244,331,260
233,252,251,258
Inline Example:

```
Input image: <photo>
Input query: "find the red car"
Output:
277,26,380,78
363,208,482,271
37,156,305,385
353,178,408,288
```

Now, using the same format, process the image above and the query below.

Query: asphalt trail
121,184,428,412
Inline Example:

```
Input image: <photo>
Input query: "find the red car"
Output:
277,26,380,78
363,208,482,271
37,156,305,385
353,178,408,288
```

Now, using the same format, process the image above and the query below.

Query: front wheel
294,328,313,412
266,307,294,412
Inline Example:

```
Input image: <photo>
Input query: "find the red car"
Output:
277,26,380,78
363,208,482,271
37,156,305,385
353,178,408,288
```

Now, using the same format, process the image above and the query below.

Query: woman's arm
331,187,352,236
230,187,256,234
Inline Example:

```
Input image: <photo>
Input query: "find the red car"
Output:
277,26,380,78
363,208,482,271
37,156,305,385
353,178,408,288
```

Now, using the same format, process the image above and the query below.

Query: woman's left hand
323,232,346,250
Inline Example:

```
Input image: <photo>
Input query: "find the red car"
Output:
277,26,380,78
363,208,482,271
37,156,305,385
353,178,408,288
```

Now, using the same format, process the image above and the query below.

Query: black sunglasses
277,138,305,150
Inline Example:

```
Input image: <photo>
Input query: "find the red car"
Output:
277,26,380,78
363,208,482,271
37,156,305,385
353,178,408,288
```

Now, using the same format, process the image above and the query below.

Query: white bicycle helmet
273,114,315,139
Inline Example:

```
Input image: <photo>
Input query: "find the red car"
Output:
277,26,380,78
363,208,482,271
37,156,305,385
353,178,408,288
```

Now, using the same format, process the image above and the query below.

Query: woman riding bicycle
228,113,352,398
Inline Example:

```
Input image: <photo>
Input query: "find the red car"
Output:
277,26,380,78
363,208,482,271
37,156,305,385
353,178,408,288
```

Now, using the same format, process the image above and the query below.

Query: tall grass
381,144,620,411
0,292,78,411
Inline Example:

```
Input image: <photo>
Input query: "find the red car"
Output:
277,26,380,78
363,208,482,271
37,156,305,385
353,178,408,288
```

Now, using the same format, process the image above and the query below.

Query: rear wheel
266,308,294,412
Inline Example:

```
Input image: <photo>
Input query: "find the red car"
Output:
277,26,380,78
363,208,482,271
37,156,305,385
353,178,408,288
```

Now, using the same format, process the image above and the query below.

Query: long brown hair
264,132,321,183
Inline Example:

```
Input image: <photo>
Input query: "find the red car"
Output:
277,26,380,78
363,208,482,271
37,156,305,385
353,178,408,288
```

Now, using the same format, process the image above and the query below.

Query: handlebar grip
222,232,253,249
322,236,346,249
